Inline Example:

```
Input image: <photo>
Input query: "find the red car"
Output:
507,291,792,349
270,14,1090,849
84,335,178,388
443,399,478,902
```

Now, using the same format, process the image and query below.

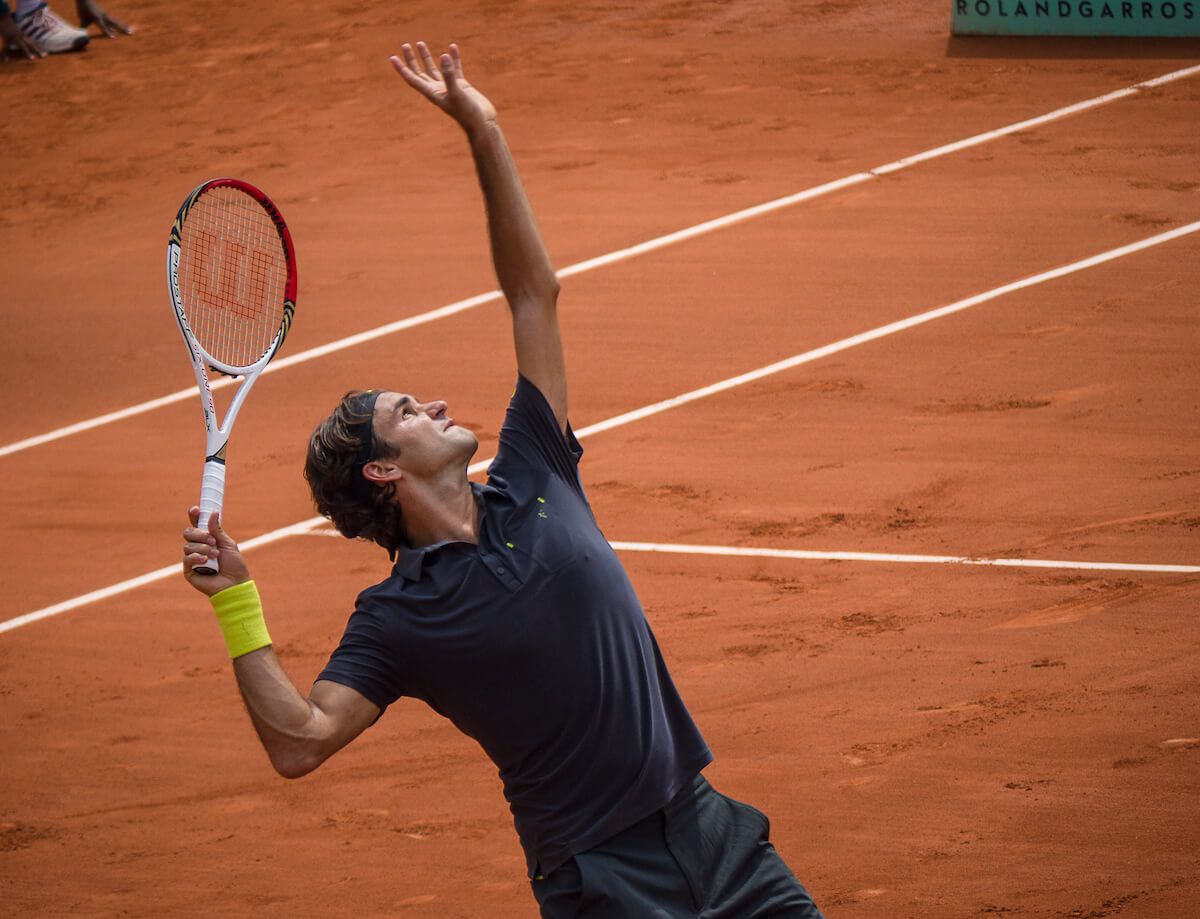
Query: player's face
372,391,478,477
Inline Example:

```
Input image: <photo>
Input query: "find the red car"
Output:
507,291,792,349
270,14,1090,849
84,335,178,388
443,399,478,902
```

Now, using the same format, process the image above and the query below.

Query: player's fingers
208,512,243,553
183,523,215,543
439,53,457,91
448,43,463,79
417,41,439,79
182,547,215,572
105,14,132,35
390,54,423,89
188,506,201,526
18,35,44,58
400,42,420,72
207,511,224,539
183,542,215,562
394,45,433,89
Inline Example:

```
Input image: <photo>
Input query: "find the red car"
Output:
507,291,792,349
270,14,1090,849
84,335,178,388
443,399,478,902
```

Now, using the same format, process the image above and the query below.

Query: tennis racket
167,178,298,574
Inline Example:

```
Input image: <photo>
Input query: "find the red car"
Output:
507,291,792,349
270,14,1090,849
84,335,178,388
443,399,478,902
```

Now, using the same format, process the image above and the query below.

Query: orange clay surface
2,1,1199,916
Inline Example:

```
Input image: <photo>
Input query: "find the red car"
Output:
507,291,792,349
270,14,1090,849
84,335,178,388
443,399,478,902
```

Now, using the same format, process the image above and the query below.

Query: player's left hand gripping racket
167,178,297,574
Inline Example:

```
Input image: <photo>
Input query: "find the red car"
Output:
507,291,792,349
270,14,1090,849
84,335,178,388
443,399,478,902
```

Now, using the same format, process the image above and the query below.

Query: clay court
2,1,1198,916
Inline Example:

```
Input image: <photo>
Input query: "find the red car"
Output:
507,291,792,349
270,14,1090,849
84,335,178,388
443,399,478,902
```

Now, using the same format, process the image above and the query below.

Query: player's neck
398,475,479,548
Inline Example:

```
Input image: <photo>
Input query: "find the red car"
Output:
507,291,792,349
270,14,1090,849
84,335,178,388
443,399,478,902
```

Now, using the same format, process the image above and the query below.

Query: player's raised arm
390,42,567,432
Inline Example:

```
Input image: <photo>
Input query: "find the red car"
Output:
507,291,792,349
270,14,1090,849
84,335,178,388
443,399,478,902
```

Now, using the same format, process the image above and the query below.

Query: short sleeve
487,375,584,496
316,595,406,712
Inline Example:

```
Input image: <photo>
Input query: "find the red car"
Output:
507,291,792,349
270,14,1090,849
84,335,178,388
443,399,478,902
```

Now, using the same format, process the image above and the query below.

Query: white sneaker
16,3,89,53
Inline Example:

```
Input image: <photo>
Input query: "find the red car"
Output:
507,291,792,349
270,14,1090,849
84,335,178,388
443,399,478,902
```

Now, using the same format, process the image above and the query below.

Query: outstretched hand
182,507,251,597
390,42,496,132
76,0,133,37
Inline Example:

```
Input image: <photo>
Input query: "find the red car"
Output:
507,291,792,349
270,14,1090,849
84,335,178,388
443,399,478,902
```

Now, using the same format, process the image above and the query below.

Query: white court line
0,520,322,635
4,220,1197,635
574,220,1200,437
607,542,1200,574
3,63,1198,460
6,523,1194,635
305,529,1199,574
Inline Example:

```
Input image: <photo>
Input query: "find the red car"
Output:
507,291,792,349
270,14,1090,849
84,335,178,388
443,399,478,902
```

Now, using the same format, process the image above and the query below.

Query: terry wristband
209,580,272,659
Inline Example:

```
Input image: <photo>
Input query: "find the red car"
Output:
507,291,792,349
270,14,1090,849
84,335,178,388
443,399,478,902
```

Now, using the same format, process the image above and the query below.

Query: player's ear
363,459,402,484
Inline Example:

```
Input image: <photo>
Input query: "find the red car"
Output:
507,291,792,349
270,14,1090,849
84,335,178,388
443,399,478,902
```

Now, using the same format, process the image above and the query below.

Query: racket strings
177,186,289,370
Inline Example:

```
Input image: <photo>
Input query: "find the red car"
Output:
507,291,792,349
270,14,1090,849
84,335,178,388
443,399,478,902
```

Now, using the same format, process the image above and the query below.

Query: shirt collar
389,543,427,582
388,482,500,582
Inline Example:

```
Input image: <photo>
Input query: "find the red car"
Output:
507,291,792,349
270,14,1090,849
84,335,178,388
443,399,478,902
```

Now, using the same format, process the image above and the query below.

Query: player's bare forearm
469,121,567,427
181,510,378,777
390,41,559,304
231,647,321,777
391,41,567,428
468,120,560,324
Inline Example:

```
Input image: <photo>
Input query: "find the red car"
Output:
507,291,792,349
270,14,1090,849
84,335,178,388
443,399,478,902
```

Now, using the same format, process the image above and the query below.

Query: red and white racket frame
167,178,297,574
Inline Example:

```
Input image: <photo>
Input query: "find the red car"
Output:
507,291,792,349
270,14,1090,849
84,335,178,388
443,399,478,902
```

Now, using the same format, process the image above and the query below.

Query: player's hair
304,391,406,554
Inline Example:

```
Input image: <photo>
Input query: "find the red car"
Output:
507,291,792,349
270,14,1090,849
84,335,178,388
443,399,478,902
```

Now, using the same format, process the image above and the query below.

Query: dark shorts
531,775,825,918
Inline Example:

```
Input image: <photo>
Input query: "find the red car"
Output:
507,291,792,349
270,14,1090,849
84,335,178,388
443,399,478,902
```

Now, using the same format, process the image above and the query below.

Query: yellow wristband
210,580,272,659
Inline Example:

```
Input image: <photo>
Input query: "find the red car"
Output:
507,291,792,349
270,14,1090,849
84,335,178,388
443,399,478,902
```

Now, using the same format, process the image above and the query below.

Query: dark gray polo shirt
317,375,712,877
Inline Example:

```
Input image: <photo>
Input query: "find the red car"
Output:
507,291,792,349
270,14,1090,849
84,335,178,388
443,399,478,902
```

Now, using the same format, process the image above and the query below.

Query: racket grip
194,459,227,576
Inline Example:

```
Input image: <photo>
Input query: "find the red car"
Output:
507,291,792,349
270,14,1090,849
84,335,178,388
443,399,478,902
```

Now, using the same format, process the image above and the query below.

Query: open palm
390,42,497,129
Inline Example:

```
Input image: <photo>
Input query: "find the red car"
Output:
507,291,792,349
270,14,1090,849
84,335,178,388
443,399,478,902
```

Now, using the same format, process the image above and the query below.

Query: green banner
952,0,1199,34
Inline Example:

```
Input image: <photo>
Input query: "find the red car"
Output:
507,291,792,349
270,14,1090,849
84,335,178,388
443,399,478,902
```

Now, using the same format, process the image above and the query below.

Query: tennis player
182,41,824,918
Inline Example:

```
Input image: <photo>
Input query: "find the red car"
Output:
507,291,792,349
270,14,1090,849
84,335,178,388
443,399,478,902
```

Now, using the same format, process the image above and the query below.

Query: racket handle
194,459,227,576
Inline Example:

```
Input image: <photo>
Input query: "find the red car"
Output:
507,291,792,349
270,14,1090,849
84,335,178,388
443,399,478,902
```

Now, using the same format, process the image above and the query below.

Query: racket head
168,178,297,375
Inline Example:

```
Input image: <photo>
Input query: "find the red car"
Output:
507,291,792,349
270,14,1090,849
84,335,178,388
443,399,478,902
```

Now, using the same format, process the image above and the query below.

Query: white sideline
607,542,1200,574
3,220,1198,634
2,64,1198,459
6,527,1193,636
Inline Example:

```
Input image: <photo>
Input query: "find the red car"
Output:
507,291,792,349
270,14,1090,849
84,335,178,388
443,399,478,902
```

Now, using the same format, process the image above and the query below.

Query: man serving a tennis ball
182,40,824,919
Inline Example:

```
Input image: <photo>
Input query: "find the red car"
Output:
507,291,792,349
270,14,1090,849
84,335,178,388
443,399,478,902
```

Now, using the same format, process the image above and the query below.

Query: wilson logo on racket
167,177,298,575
